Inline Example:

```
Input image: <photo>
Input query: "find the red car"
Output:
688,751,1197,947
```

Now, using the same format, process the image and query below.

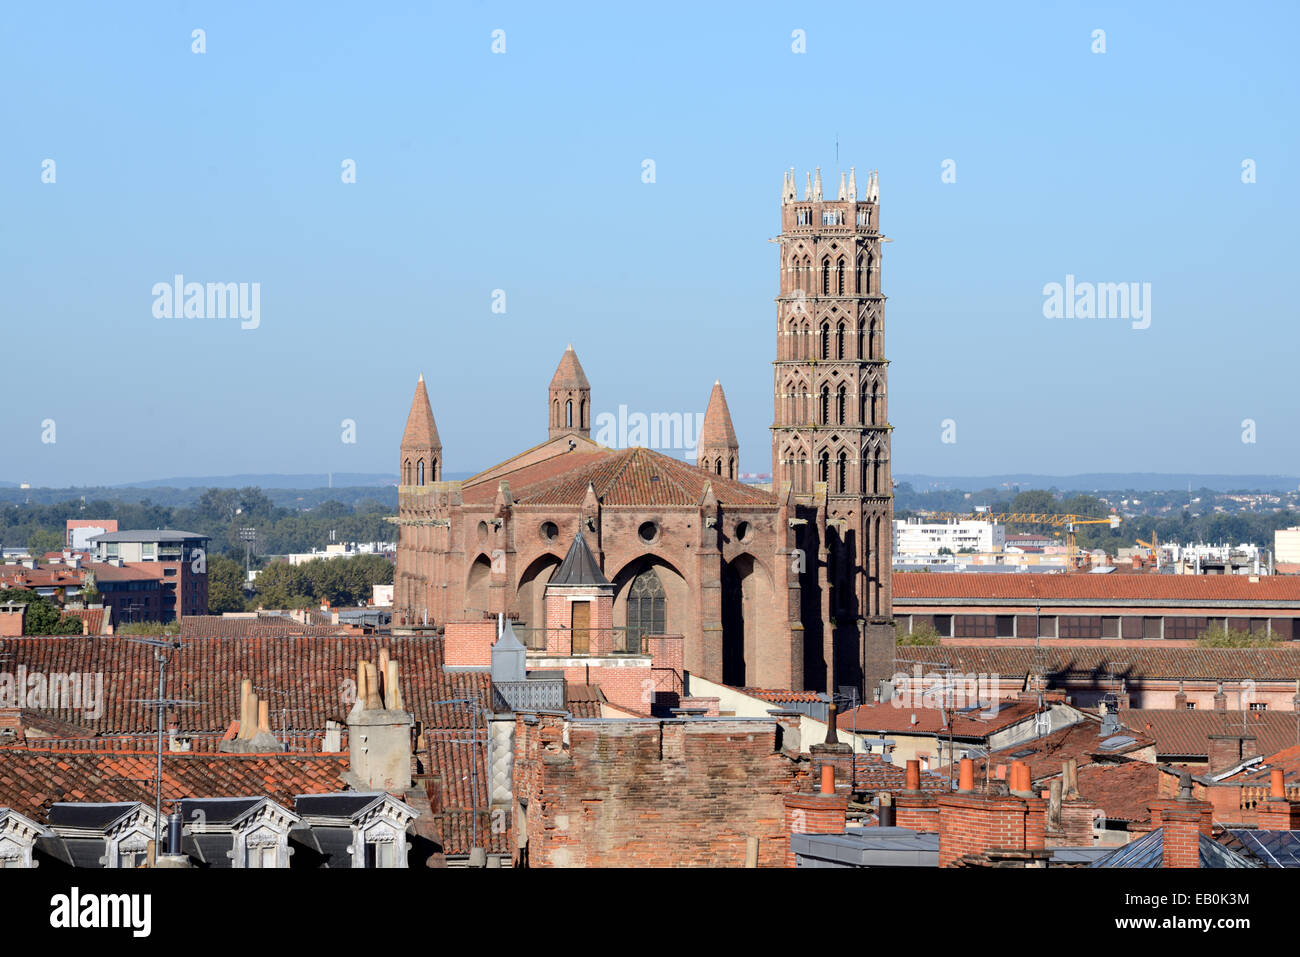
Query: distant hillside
115,473,399,489
897,473,1300,493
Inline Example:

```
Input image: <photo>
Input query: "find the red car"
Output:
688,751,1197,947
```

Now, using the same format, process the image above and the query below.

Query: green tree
207,554,248,613
898,623,941,646
27,527,64,556
1198,624,1276,648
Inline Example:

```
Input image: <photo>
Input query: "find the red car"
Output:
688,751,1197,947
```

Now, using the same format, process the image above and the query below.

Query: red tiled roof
740,688,826,705
895,571,1300,604
848,754,949,794
463,445,775,508
936,718,1154,784
1215,744,1300,788
0,747,350,822
565,684,606,718
1120,709,1300,760
836,698,1044,739
422,730,508,856
1054,759,1168,823
179,616,363,638
0,635,489,735
64,607,105,635
894,644,1300,682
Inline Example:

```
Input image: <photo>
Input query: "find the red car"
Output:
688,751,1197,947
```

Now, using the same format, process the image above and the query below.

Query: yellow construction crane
927,511,1122,568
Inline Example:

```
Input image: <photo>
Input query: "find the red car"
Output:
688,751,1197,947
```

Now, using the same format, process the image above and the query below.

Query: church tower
771,166,894,696
697,380,739,480
400,373,441,486
548,344,591,440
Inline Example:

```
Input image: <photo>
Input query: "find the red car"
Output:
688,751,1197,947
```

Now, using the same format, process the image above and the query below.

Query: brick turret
400,374,441,486
548,345,591,439
698,380,739,479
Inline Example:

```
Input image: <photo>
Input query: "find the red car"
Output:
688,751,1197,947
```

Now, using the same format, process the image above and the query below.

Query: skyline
4,2,1297,486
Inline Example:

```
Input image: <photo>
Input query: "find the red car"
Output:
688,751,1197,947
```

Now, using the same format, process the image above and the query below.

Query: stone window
627,569,666,647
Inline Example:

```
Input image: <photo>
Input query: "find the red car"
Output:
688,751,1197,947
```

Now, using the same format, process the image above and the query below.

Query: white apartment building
1276,527,1300,565
893,519,1005,560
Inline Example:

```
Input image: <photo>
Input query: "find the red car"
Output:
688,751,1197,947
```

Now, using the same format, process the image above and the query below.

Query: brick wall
0,607,24,637
937,792,1047,867
513,713,803,867
783,790,849,866
895,794,938,832
443,619,496,667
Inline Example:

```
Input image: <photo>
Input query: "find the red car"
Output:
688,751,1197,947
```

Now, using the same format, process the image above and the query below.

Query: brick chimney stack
1213,682,1227,711
894,758,938,832
937,759,1048,867
1173,681,1187,710
1152,772,1213,868
784,764,849,866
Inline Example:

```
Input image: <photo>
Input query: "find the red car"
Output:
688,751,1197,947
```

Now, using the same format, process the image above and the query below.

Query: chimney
937,764,1048,867
1153,772,1213,868
1173,680,1187,710
1213,682,1227,711
1207,733,1256,775
1256,766,1300,830
219,678,282,753
784,763,848,866
894,759,939,833
809,702,853,791
958,757,975,792
322,719,343,752
346,649,414,792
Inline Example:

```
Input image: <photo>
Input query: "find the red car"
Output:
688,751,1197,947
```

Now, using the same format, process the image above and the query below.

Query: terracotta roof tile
895,571,1300,604
463,446,775,508
0,748,350,822
0,635,489,734
1120,708,1300,759
894,644,1300,682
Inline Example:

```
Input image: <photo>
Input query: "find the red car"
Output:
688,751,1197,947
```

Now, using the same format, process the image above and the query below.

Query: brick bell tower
771,166,895,698
548,344,591,440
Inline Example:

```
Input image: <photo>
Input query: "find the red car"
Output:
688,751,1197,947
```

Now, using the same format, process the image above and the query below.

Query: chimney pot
1272,767,1286,800
820,763,835,795
905,759,920,791
958,757,975,792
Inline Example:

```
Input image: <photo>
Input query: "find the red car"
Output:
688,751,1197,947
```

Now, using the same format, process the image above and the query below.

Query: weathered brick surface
443,619,496,667
513,713,803,867
937,791,1047,867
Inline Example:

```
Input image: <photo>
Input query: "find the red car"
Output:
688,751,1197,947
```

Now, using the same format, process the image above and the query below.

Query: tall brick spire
548,344,591,440
697,380,739,479
400,373,441,486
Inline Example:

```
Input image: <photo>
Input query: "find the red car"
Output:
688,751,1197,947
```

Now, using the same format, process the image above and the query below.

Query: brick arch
513,552,564,637
721,552,776,687
610,555,692,650
466,554,493,615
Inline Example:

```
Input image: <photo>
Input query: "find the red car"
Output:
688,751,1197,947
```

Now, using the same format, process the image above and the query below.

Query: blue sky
3,2,1296,486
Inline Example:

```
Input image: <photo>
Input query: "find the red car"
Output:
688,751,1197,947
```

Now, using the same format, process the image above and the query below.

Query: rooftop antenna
125,635,201,856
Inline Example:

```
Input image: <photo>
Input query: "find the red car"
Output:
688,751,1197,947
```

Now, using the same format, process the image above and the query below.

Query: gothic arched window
822,257,831,295
819,451,830,485
403,459,412,485
856,254,865,293
836,321,845,360
821,323,830,359
417,460,425,486
820,385,830,424
836,257,845,296
627,568,666,651
837,451,848,493
566,400,573,428
837,384,847,424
